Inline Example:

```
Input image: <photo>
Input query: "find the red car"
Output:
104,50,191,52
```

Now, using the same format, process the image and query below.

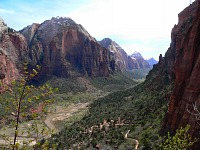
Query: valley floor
44,102,89,133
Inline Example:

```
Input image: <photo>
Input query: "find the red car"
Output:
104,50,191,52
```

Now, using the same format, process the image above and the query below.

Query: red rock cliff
20,17,118,78
0,18,29,84
162,0,200,148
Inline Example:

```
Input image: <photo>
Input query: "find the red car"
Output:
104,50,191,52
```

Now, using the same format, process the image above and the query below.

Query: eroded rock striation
20,17,117,78
161,0,200,148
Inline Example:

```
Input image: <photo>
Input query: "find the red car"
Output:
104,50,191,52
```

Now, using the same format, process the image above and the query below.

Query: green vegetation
125,68,151,80
46,77,87,93
43,72,140,133
160,125,197,150
44,72,140,112
0,64,55,149
46,67,174,149
89,72,139,92
2,65,195,150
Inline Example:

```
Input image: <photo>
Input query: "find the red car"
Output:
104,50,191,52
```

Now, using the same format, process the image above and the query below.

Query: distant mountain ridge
146,57,158,67
130,51,151,69
99,38,151,70
130,51,143,59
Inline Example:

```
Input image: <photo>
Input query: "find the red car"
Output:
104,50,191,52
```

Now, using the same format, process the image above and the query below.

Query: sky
0,0,192,60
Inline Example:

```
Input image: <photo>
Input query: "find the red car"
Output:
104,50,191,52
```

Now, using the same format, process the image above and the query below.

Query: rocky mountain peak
146,57,158,67
99,38,121,53
99,38,113,48
39,16,77,29
50,16,77,26
131,51,143,59
129,51,150,69
0,17,8,34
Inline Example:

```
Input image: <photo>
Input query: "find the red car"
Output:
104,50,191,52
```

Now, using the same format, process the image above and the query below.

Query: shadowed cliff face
0,18,29,84
20,17,117,78
161,0,200,148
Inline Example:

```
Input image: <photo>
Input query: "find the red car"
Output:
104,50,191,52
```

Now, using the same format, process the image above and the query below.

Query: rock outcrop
20,17,117,78
161,0,200,148
99,38,150,70
0,18,29,84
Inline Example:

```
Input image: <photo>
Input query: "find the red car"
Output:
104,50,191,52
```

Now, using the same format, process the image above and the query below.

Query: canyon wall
161,0,200,148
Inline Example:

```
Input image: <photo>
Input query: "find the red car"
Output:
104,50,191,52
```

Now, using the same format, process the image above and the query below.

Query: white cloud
0,8,14,14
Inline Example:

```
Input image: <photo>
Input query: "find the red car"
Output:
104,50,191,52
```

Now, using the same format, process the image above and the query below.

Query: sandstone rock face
162,0,200,148
99,38,150,70
20,17,117,78
0,18,29,84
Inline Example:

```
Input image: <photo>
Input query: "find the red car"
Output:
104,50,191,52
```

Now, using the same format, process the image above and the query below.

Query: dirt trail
44,103,88,133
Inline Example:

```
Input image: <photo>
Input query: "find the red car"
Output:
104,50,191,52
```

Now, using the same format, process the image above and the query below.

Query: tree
186,101,200,125
160,125,197,150
0,63,56,149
